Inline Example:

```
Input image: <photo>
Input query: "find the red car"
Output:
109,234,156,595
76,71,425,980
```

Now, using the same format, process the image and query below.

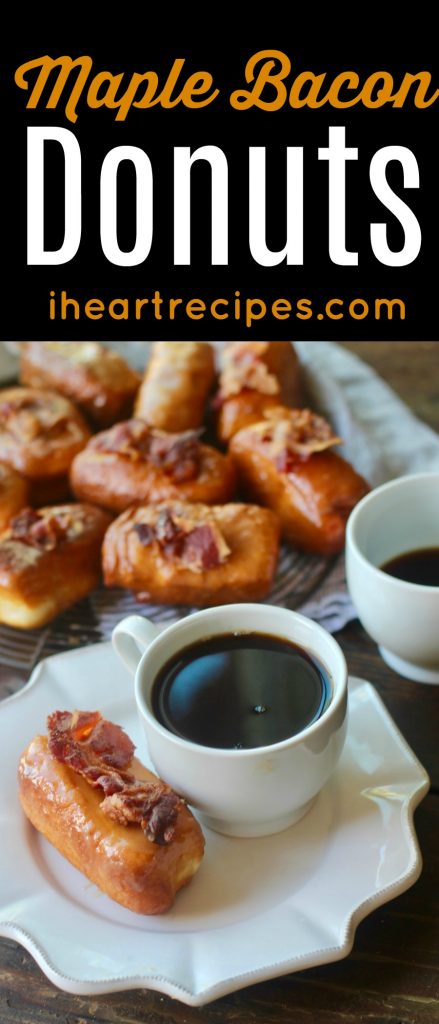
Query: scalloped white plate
0,643,429,1006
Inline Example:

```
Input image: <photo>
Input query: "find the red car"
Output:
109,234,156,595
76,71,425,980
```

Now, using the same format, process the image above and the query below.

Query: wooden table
1,342,438,1024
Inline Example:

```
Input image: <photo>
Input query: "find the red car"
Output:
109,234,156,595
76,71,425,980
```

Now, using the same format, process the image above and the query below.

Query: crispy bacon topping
92,420,201,481
10,508,65,551
48,710,135,770
132,504,231,572
183,524,225,570
250,408,342,469
217,344,280,402
47,710,180,845
101,787,179,845
9,506,85,551
93,419,147,455
0,394,73,443
148,431,201,482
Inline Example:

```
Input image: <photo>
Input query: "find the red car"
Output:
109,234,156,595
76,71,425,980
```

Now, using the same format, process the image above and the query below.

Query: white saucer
379,645,439,684
0,643,429,1006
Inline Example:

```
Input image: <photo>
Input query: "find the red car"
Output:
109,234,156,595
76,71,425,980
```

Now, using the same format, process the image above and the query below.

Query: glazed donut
70,419,236,512
0,503,111,628
230,406,369,555
102,500,280,606
135,341,215,431
0,387,91,503
20,342,141,428
18,711,204,915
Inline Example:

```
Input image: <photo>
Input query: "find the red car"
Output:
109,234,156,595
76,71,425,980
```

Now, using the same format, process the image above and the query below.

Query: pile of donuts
0,341,369,629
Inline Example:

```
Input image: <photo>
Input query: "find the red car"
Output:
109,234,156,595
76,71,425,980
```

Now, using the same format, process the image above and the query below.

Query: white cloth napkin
294,342,439,631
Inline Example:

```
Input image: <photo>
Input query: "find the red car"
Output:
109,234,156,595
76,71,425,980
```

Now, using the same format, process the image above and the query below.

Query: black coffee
381,547,439,587
152,633,331,749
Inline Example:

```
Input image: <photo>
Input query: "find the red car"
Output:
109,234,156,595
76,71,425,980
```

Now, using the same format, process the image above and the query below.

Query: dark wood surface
1,341,438,1024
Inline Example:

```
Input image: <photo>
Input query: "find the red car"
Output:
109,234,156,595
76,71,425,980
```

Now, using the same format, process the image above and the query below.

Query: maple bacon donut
135,341,215,431
70,419,236,512
20,342,141,428
18,710,204,914
230,407,369,555
102,500,280,605
0,504,111,628
0,387,91,501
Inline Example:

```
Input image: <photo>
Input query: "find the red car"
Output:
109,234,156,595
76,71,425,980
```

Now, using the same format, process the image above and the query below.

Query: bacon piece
69,710,102,740
134,511,183,558
250,408,342,469
82,718,136,769
9,506,84,551
217,345,280,402
10,508,41,540
146,793,180,845
10,508,63,551
47,710,181,844
93,419,151,456
148,430,201,481
134,509,187,558
183,524,225,570
155,509,184,548
100,783,164,824
102,785,179,845
92,771,126,796
92,420,201,481
132,507,230,572
48,710,135,770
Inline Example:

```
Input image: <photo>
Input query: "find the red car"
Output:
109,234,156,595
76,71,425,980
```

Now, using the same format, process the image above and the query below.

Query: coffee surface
381,547,439,586
152,632,331,749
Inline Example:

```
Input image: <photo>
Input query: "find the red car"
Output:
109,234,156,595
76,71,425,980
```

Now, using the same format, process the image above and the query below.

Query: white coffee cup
346,472,439,684
112,604,348,837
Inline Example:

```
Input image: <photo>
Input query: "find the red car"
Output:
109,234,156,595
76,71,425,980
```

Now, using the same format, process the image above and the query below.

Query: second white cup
346,473,439,683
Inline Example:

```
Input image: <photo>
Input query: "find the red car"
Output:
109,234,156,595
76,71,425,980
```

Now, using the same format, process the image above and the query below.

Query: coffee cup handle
112,615,161,676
